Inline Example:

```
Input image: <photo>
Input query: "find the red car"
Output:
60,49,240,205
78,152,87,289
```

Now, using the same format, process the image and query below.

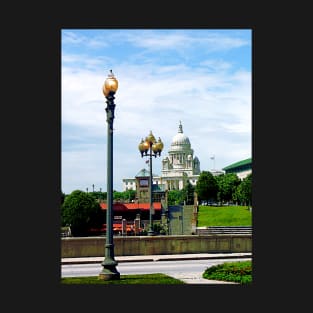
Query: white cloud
61,29,252,194
121,30,249,52
62,30,109,48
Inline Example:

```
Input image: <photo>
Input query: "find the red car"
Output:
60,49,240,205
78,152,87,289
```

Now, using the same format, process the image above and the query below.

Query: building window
139,179,149,187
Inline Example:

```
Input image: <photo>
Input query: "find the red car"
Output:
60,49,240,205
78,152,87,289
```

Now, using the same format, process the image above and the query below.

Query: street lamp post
138,131,164,236
99,70,120,280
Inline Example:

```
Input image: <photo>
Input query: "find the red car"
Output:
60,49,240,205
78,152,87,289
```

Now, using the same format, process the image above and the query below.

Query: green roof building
222,157,252,180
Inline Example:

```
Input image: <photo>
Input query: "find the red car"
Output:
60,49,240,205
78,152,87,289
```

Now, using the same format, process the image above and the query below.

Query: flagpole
210,155,215,170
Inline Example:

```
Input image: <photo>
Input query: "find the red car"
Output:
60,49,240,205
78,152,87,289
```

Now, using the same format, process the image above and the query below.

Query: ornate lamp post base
99,248,120,280
99,262,120,280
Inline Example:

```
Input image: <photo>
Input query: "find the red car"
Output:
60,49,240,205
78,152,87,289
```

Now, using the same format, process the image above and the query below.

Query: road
61,257,251,279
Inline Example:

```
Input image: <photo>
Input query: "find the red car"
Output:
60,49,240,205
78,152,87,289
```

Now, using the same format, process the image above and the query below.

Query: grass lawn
197,205,252,227
61,273,185,284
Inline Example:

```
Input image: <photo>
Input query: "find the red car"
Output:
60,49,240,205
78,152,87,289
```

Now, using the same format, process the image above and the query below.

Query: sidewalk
61,252,251,264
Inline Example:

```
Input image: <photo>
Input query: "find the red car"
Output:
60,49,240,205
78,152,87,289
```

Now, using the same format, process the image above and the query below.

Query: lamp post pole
138,131,164,236
99,70,120,280
148,142,153,235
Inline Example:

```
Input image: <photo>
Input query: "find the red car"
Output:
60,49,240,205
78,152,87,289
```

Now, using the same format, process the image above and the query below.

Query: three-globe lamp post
138,131,164,236
99,70,120,280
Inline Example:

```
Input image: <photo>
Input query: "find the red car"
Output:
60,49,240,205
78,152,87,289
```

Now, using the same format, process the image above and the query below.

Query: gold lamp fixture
103,70,118,97
145,130,156,145
138,138,148,156
138,131,163,157
152,137,164,156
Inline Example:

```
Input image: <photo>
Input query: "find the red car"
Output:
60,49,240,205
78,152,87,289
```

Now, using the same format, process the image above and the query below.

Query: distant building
222,157,252,180
160,121,200,190
210,169,225,176
122,178,136,191
134,168,166,203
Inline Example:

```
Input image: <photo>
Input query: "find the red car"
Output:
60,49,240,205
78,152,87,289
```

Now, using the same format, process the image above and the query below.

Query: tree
181,180,195,205
123,189,136,202
233,174,252,206
216,173,241,204
61,190,104,236
91,191,107,200
167,190,184,205
113,191,124,201
195,171,218,203
113,189,136,202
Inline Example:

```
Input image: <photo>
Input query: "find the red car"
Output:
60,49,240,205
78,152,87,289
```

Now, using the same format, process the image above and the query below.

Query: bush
202,260,252,284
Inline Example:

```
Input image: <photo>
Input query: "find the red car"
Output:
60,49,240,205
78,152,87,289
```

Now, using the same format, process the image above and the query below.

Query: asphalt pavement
61,252,252,284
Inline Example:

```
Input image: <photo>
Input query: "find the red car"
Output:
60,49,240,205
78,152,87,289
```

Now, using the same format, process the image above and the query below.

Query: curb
61,253,252,265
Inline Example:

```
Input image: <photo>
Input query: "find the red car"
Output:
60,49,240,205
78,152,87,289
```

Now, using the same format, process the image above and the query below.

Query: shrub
202,260,252,284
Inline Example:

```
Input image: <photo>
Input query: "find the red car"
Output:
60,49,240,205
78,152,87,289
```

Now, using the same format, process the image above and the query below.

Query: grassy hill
197,205,252,227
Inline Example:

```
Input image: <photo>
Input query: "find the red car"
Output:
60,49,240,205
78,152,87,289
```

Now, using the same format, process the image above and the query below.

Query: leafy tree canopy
181,180,195,205
233,173,252,206
215,173,241,203
195,171,218,203
113,189,136,202
61,190,103,236
167,190,184,205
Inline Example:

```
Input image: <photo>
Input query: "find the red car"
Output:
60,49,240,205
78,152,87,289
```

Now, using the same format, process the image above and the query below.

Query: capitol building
122,121,201,192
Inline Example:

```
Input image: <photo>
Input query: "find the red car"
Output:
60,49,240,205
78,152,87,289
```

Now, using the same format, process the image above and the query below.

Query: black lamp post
138,131,164,236
99,70,120,280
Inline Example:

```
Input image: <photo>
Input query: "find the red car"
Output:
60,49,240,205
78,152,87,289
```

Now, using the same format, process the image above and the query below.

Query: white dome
171,133,190,146
170,121,191,150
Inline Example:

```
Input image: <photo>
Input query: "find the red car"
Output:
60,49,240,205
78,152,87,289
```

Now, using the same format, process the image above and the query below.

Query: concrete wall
61,235,252,258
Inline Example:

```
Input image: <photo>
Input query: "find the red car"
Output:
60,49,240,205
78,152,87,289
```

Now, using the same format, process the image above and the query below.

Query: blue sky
61,29,252,194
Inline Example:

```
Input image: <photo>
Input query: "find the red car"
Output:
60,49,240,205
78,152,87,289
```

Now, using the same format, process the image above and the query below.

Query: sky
61,29,252,194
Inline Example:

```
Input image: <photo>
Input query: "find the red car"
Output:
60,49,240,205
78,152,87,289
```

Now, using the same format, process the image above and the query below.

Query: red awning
100,203,128,212
124,202,162,210
100,202,162,211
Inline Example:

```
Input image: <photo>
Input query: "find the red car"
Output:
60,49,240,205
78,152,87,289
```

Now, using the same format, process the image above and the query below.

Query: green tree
167,190,184,205
122,189,136,202
91,191,107,200
181,181,195,205
195,171,218,203
61,190,103,236
233,174,252,206
113,190,136,202
216,173,241,204
113,191,124,201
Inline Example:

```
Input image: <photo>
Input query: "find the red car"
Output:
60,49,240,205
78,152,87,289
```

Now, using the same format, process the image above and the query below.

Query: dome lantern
103,70,118,97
